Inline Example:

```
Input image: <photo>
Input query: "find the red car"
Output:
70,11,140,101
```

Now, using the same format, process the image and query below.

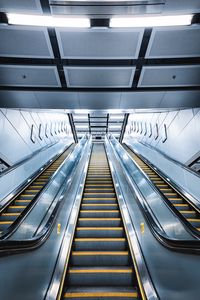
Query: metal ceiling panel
138,65,200,87
146,26,200,58
0,65,61,87
0,91,40,108
56,28,144,59
0,26,54,58
78,92,121,109
64,67,135,88
50,1,164,16
0,0,42,13
35,91,79,108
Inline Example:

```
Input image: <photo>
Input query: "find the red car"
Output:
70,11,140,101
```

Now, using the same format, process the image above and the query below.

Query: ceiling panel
0,26,54,58
0,0,42,13
138,65,200,87
78,92,121,109
0,65,61,87
56,28,144,59
146,26,200,58
65,67,135,88
35,91,79,109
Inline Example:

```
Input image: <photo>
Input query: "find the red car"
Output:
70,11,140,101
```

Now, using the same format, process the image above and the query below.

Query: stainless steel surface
125,138,200,205
105,136,158,300
108,135,194,240
105,135,200,300
0,136,91,300
45,136,92,300
10,135,89,239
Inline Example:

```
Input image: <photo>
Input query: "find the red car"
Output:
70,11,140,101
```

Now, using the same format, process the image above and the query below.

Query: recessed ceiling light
7,13,90,28
110,14,193,28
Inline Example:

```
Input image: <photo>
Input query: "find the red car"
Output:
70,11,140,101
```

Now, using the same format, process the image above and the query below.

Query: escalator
123,144,200,232
0,144,74,235
62,143,141,299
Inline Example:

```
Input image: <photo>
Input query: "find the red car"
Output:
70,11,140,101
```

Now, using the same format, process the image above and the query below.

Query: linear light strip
110,14,193,28
7,13,90,28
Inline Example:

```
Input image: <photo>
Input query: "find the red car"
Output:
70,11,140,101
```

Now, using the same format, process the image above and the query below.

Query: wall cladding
0,109,73,165
124,108,200,165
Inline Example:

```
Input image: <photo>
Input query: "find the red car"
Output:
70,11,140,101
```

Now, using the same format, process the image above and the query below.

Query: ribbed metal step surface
124,144,200,232
62,143,140,299
0,144,74,234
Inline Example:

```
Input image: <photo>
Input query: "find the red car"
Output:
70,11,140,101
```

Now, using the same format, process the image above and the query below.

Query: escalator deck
63,143,140,300
0,144,74,235
124,144,200,232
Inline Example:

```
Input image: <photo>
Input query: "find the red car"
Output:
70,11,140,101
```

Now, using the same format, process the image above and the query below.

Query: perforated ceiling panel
64,67,135,88
138,65,200,87
56,28,144,59
0,26,54,58
146,26,200,58
0,0,42,13
0,65,61,87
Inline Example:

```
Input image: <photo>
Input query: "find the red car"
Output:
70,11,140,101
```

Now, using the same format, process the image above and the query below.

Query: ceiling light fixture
7,13,90,28
110,14,193,28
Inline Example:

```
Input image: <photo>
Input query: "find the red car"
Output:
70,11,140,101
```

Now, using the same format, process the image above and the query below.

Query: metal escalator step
79,210,120,218
0,221,13,224
71,251,130,266
0,213,20,222
186,218,200,227
66,267,134,286
81,204,118,210
82,200,117,204
75,227,124,238
181,211,196,218
174,204,189,211
63,287,138,299
74,238,127,251
78,218,122,227
15,200,31,203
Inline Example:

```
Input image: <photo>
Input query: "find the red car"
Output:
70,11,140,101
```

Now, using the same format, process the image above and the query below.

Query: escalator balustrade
124,144,200,232
0,144,74,235
62,144,140,300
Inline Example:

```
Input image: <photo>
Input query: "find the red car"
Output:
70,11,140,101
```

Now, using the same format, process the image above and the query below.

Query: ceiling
0,0,200,110
72,112,126,141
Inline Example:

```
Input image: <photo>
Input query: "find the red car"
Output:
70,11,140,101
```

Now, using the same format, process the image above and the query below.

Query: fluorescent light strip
110,14,193,28
7,13,90,28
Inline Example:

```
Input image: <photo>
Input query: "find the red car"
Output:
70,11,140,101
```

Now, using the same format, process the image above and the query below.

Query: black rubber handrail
0,144,74,240
0,135,90,256
108,135,200,254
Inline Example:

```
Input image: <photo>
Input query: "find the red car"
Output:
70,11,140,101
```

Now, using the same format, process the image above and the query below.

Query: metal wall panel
56,28,144,59
64,67,135,88
138,65,200,87
0,0,42,13
0,26,54,58
0,65,61,87
146,26,200,58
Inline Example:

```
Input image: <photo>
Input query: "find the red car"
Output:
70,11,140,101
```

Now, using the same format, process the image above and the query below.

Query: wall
123,108,200,164
0,109,73,165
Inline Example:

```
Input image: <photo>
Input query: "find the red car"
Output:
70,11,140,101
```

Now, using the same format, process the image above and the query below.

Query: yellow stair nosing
63,292,138,298
68,268,132,274
74,238,126,242
76,227,123,231
72,251,128,256
78,218,121,221
80,210,119,213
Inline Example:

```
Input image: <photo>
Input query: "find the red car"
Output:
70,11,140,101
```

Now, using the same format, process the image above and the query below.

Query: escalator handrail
0,140,58,178
124,143,200,239
108,134,200,253
137,140,200,179
105,138,158,300
126,142,200,211
0,135,91,253
0,141,72,210
0,143,75,240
